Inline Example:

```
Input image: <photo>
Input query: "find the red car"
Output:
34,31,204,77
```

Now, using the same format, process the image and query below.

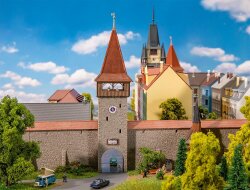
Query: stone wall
23,130,98,170
24,127,239,170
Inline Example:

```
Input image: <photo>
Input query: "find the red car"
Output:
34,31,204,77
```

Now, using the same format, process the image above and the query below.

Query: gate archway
101,149,123,173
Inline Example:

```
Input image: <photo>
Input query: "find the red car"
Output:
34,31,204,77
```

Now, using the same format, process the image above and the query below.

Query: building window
106,117,108,121
205,90,209,96
193,97,197,103
193,88,198,95
205,99,208,106
119,104,121,108
119,129,121,133
150,49,157,55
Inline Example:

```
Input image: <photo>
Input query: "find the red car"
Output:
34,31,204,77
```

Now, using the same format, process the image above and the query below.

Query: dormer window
150,49,157,55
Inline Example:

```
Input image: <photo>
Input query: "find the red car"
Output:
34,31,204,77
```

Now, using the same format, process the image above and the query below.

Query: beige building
222,77,250,119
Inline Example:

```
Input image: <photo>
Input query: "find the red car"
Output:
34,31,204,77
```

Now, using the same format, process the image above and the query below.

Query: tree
220,156,228,181
0,96,40,186
82,93,94,120
207,112,218,119
225,144,249,190
130,89,135,112
240,96,250,121
159,98,187,120
224,97,250,181
174,138,187,176
138,147,165,171
198,106,208,120
182,132,224,190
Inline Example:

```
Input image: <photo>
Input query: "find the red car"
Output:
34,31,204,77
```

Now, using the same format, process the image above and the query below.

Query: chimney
236,77,240,87
145,66,149,85
192,72,195,78
244,77,248,88
192,100,201,133
160,61,163,73
207,70,210,82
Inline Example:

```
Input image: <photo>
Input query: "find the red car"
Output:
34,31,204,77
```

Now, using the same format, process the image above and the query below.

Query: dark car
90,178,110,189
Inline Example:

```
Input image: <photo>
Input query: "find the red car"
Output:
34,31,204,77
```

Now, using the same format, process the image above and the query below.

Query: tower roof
141,44,147,59
161,44,166,58
166,44,184,73
95,29,132,82
147,24,160,48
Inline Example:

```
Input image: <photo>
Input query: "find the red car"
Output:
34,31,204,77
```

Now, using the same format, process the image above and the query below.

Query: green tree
138,147,165,171
198,106,208,119
240,96,250,121
182,132,224,190
224,116,250,181
220,156,228,181
174,138,187,176
225,144,249,190
159,98,187,120
82,92,94,120
130,89,135,112
0,96,40,186
207,112,218,119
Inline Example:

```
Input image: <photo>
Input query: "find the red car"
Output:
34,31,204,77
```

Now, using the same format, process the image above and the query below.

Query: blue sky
0,0,250,103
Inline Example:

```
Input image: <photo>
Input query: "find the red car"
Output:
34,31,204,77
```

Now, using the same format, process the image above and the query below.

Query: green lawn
112,176,162,190
0,183,59,190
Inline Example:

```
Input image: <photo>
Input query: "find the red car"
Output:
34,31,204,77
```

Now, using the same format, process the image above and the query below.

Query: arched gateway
101,149,124,173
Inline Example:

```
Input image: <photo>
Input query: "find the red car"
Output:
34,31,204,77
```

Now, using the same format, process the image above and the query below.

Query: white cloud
2,83,14,90
0,71,41,88
0,88,46,103
214,60,250,75
246,25,250,34
190,46,238,62
1,42,19,53
125,55,141,69
51,69,97,88
180,61,200,72
18,61,68,74
201,0,250,22
71,30,140,55
214,62,237,73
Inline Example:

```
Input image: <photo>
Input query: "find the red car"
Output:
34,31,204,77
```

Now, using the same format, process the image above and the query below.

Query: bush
156,169,164,180
138,147,165,172
114,178,161,190
162,175,181,190
55,161,95,176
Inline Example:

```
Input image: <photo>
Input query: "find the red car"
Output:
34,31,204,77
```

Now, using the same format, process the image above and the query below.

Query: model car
90,178,110,189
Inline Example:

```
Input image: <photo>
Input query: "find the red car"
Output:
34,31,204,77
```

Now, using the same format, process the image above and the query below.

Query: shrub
162,175,181,190
156,169,164,180
138,147,165,172
55,162,95,176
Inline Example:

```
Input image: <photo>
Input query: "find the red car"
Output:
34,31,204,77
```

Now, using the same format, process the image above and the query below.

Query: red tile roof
26,119,246,132
166,45,184,73
95,29,132,82
48,89,72,101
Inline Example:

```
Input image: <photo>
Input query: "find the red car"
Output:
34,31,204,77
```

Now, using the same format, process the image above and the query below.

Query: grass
127,170,141,176
127,112,135,121
0,183,59,190
112,176,162,190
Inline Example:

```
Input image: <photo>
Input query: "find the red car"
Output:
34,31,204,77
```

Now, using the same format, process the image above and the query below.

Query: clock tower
95,14,132,173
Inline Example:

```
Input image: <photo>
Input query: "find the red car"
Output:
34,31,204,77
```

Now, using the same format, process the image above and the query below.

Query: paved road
53,173,128,190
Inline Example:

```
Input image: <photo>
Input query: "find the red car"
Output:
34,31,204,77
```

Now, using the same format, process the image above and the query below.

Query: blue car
34,174,56,187
90,178,110,189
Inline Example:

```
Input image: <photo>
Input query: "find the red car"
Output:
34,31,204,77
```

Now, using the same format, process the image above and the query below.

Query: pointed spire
161,43,166,58
166,42,184,73
111,12,116,30
141,44,147,59
169,36,173,46
152,8,155,24
95,29,132,82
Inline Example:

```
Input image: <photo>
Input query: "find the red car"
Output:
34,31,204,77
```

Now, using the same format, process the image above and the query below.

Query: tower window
119,129,121,133
119,104,121,108
150,49,157,55
106,117,108,121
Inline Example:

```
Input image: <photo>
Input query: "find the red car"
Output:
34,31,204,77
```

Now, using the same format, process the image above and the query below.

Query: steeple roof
141,44,147,59
166,44,184,73
161,44,166,58
147,24,160,48
95,29,132,82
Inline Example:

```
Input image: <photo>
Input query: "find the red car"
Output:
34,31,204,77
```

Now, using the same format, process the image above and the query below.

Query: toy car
90,178,110,189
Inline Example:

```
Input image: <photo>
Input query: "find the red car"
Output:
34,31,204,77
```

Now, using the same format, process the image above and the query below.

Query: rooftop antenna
169,36,173,46
152,8,155,24
111,12,116,29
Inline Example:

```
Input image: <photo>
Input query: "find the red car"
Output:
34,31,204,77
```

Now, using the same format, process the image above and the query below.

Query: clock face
109,106,117,113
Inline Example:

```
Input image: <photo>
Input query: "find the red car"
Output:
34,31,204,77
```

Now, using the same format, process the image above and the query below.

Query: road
53,173,128,190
